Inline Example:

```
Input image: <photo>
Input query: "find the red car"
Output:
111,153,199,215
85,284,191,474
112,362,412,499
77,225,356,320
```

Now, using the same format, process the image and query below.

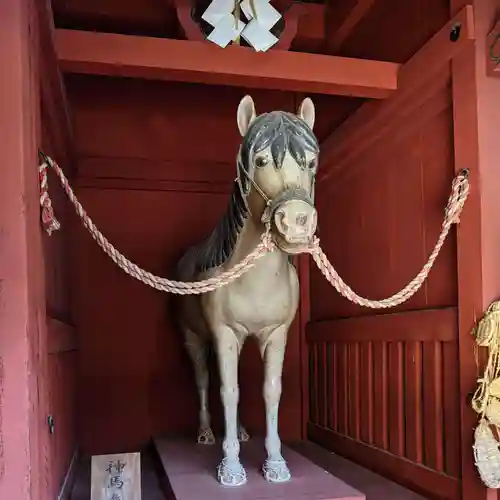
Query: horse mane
184,110,319,275
195,179,249,273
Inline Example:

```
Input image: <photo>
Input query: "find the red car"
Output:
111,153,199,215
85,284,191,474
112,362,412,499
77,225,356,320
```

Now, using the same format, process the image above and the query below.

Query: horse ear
237,95,256,136
297,97,315,130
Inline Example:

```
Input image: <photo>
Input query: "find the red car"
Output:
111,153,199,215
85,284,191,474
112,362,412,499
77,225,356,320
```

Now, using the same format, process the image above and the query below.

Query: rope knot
307,236,320,253
39,160,61,235
444,174,470,225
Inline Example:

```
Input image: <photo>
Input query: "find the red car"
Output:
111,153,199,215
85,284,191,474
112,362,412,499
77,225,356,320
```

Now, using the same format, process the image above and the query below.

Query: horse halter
237,156,317,241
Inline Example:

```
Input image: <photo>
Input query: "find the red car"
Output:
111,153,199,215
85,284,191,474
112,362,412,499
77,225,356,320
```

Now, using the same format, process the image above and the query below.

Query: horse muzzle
274,200,317,243
261,187,318,253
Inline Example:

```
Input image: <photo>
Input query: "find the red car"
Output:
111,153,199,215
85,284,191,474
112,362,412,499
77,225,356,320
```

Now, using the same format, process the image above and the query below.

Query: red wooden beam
318,5,475,184
306,308,457,344
51,0,325,51
54,29,399,98
325,0,376,53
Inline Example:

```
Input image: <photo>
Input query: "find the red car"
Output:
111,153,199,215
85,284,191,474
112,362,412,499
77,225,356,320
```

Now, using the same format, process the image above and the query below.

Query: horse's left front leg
260,324,291,483
214,325,246,486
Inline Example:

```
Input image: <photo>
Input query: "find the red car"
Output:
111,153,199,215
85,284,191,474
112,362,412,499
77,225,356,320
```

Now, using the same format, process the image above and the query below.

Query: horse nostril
296,214,307,226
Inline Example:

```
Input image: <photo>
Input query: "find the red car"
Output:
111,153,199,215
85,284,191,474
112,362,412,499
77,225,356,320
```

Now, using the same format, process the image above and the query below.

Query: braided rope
39,157,276,295
306,170,470,308
38,155,469,306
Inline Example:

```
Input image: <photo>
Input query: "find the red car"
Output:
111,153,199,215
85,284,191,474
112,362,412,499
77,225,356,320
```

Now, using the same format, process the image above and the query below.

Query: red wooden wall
41,116,78,497
1,0,77,498
66,76,320,454
306,2,462,500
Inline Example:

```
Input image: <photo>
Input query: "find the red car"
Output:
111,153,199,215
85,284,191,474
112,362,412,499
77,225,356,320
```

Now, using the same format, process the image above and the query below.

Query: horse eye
307,159,316,170
255,156,268,168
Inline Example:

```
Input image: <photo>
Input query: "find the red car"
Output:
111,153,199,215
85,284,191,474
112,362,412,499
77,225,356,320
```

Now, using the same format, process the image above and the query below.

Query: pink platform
154,438,365,500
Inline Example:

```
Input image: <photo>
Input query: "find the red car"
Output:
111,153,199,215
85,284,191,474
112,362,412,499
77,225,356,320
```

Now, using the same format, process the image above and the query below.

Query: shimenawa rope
471,302,500,488
38,154,470,305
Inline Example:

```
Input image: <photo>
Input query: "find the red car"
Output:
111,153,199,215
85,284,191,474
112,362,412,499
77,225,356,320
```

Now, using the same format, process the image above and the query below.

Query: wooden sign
91,452,141,500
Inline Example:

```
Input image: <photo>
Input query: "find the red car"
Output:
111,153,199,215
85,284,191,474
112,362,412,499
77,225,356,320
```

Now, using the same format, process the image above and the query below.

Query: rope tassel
39,159,61,235
38,154,470,302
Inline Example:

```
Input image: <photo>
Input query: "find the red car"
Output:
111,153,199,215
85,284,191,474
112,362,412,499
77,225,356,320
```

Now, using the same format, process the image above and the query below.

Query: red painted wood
306,308,458,343
41,101,78,500
294,441,430,500
325,0,376,54
0,0,52,498
47,351,78,495
450,1,500,498
311,85,457,321
51,0,326,51
309,424,460,499
297,252,311,440
55,29,400,99
305,4,466,498
154,437,366,499
404,342,423,465
319,5,474,181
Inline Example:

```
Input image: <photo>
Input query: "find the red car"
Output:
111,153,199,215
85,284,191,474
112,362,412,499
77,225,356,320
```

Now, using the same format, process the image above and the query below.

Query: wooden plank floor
154,437,365,500
68,440,429,500
291,442,428,500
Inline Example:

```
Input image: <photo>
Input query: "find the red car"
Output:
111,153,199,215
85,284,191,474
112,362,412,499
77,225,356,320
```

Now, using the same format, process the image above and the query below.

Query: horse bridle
236,153,317,227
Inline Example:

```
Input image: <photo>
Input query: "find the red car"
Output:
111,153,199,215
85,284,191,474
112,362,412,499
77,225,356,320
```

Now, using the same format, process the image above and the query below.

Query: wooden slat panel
388,342,405,456
336,343,349,435
316,343,327,428
347,343,360,440
422,342,445,473
308,337,457,474
328,343,338,432
404,341,423,464
441,341,461,478
372,341,388,451
358,341,373,445
308,345,318,425
306,307,457,343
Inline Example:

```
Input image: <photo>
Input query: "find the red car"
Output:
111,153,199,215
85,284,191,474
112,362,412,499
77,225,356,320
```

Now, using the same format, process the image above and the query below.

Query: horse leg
214,326,246,486
260,324,291,483
183,328,215,445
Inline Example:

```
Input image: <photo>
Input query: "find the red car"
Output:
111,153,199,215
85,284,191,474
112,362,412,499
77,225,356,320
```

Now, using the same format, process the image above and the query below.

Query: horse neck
226,216,290,278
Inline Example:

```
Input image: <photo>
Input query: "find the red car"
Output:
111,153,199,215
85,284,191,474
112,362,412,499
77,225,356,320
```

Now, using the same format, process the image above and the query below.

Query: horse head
236,94,319,255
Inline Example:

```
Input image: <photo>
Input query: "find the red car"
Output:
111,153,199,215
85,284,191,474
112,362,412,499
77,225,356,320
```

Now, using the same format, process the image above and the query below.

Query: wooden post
450,1,500,499
0,0,51,499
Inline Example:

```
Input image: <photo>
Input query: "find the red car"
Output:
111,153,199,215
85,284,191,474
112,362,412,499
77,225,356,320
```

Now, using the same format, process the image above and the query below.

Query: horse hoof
197,427,215,445
217,458,247,486
238,426,250,442
262,459,291,483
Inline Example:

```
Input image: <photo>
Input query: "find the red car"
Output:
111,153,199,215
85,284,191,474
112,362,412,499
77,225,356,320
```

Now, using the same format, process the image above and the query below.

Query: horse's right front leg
214,326,246,486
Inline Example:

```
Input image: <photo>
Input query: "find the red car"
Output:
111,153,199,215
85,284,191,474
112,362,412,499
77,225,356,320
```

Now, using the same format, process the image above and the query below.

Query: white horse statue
174,94,319,486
